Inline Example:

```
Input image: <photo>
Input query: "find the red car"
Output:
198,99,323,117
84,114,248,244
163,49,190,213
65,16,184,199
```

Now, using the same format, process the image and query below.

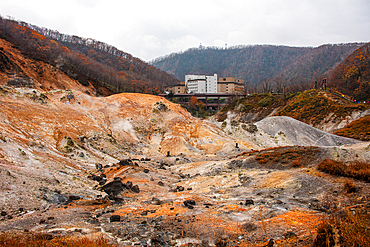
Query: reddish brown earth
0,38,369,246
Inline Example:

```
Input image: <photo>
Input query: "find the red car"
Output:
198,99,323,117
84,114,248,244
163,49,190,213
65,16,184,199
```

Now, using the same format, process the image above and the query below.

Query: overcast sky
1,0,370,61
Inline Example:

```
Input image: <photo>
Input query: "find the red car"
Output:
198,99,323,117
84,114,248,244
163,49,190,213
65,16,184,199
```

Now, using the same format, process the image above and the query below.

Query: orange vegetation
334,115,370,141
240,146,321,168
0,233,115,247
329,42,370,101
277,90,367,126
317,159,370,182
314,205,370,246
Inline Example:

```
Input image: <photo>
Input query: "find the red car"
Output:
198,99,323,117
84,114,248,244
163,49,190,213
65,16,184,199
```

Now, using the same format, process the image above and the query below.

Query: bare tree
273,75,286,94
260,79,273,93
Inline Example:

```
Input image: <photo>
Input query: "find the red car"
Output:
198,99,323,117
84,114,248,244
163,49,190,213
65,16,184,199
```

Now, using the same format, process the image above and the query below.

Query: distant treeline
151,43,365,95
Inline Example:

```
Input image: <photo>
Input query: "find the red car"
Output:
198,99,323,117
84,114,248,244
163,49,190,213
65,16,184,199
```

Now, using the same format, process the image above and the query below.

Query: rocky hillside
213,90,370,136
0,17,179,95
0,83,369,246
0,55,369,243
0,38,112,95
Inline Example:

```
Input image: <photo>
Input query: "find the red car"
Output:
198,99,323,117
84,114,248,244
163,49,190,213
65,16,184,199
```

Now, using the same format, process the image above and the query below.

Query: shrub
334,116,370,141
0,232,115,247
344,180,356,193
314,220,336,246
291,160,300,167
242,104,254,112
242,123,258,133
314,207,370,247
277,90,368,126
317,159,370,182
257,95,273,107
251,146,320,168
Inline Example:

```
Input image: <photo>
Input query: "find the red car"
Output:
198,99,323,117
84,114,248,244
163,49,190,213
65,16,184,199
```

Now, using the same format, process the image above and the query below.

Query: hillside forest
329,42,370,101
0,16,179,96
152,43,370,101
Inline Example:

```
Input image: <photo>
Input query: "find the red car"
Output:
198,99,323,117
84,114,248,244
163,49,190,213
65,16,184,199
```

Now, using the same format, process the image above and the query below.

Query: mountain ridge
151,43,365,91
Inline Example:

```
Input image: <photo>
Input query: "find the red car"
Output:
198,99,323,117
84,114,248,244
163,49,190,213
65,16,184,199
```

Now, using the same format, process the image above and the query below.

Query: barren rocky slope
256,116,361,147
208,113,364,152
0,33,369,246
212,91,370,135
0,38,112,96
0,85,252,216
0,85,369,246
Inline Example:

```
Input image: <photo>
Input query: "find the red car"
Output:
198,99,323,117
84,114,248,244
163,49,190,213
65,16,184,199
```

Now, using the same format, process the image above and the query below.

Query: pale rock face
111,119,139,142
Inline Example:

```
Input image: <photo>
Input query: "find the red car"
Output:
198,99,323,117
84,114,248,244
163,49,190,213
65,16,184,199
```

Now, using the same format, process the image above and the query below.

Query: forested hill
329,42,370,101
0,17,179,95
151,43,364,89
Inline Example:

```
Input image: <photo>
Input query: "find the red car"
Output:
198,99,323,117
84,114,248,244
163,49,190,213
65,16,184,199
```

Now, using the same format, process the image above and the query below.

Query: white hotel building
185,74,218,93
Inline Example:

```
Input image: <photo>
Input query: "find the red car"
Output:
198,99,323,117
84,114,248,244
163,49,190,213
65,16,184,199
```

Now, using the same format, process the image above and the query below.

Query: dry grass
334,115,370,141
216,93,291,122
0,232,116,247
315,159,370,246
314,207,370,247
291,160,300,168
317,159,370,182
277,90,367,126
343,180,357,193
241,146,320,169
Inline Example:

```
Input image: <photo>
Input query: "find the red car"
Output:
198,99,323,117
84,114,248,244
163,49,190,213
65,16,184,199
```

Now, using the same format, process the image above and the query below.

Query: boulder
126,181,133,189
131,185,140,193
184,200,196,208
69,195,81,201
110,215,121,222
245,199,254,206
118,159,134,166
100,179,128,196
284,231,297,239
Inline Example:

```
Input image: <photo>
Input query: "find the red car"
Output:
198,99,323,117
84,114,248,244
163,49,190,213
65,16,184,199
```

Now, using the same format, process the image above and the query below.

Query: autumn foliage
189,96,204,109
314,207,370,247
317,159,370,182
0,232,116,247
217,90,369,131
239,146,321,169
276,89,368,126
334,115,370,141
0,16,178,95
329,42,370,101
216,92,294,122
315,158,370,246
152,43,363,93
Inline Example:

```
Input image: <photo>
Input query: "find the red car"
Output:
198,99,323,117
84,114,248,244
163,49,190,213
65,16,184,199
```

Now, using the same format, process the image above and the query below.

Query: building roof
218,81,244,85
188,78,206,82
166,84,185,87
